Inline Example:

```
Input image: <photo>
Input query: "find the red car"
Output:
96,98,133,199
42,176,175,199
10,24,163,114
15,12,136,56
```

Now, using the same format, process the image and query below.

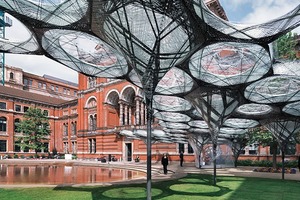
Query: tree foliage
16,107,51,155
275,32,298,60
248,126,278,168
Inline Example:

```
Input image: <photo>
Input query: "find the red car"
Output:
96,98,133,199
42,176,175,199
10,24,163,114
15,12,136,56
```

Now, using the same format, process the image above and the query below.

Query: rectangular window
14,141,21,152
38,82,42,88
43,83,47,89
88,138,96,153
63,88,67,94
178,143,184,153
56,86,59,91
51,85,54,90
43,110,49,116
15,104,21,112
0,140,7,152
64,142,68,153
24,79,33,87
74,91,77,96
0,102,6,109
24,106,29,112
72,142,77,153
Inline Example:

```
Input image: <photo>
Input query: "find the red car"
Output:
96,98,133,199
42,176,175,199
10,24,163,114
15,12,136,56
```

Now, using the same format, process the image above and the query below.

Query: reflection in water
0,164,145,185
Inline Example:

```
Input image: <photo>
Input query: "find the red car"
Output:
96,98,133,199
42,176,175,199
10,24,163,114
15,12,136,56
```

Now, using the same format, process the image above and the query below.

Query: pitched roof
0,85,68,106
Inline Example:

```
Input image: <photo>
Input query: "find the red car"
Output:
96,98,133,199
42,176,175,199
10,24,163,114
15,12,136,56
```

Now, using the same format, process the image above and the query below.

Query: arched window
93,114,97,131
10,72,14,80
71,121,77,135
63,123,68,136
0,117,7,132
89,115,94,131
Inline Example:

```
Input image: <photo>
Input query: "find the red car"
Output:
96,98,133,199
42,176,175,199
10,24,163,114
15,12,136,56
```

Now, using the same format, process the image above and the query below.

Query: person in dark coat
179,151,184,167
161,153,169,174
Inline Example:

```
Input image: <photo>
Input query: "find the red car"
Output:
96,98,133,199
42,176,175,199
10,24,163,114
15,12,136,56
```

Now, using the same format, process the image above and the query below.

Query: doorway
125,143,132,161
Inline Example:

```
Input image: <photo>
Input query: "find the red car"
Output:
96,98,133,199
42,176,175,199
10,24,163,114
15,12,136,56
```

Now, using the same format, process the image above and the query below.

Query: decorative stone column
135,98,141,125
119,102,123,126
124,104,128,125
141,102,145,125
128,106,132,125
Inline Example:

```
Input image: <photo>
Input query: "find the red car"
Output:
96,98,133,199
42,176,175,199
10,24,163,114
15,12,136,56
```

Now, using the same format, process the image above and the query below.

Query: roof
0,85,69,106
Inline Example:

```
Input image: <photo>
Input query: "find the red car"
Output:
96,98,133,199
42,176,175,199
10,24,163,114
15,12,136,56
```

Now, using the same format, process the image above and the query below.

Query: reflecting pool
0,164,145,185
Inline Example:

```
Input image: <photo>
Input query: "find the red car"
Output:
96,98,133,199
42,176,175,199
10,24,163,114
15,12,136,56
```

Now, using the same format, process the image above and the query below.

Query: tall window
0,102,6,109
14,119,20,132
178,143,185,153
24,78,32,87
89,115,97,131
63,142,68,153
71,122,77,135
0,117,7,131
24,106,29,112
14,140,21,152
0,140,7,152
9,72,14,80
72,141,77,153
88,138,96,153
63,123,68,136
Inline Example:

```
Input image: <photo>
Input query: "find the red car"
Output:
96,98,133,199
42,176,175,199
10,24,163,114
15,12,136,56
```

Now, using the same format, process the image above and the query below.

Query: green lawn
1,174,300,200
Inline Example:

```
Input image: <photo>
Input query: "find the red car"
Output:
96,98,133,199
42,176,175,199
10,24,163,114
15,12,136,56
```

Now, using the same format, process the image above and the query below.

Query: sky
3,0,300,84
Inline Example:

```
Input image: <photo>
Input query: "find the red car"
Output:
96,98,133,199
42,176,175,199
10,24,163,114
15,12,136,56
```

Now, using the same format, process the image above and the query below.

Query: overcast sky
3,1,300,84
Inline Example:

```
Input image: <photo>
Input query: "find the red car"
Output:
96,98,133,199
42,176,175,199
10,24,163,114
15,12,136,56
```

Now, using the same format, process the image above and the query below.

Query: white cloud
242,0,299,24
5,54,78,83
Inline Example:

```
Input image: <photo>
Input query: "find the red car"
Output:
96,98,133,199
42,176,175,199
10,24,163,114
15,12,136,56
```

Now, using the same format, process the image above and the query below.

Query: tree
275,32,298,60
16,107,51,157
248,126,278,168
227,134,250,167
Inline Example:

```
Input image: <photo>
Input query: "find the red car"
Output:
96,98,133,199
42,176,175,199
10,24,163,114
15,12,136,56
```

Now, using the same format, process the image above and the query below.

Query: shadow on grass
53,174,232,200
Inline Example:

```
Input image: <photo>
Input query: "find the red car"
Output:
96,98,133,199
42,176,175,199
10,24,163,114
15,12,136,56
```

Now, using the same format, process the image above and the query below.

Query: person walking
161,153,169,174
179,151,184,167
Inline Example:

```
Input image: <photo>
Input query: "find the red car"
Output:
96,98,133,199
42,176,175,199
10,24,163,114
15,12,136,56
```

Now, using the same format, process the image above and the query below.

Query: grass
1,174,300,200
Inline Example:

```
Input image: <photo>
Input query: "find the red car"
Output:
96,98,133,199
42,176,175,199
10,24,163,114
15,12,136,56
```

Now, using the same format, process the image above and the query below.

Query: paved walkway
0,159,300,188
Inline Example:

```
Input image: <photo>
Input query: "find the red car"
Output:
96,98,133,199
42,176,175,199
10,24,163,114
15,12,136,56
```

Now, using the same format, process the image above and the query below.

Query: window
74,91,77,96
89,115,96,131
0,102,6,109
0,117,7,131
0,140,7,152
9,72,14,80
15,104,21,112
24,79,32,87
43,83,47,89
51,85,54,90
178,143,184,153
88,138,96,153
63,123,68,136
38,82,42,88
24,106,29,112
64,142,68,153
63,88,67,94
72,141,77,153
67,89,70,95
55,86,59,91
188,143,194,154
43,110,48,116
14,119,20,132
71,122,77,135
14,140,21,152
